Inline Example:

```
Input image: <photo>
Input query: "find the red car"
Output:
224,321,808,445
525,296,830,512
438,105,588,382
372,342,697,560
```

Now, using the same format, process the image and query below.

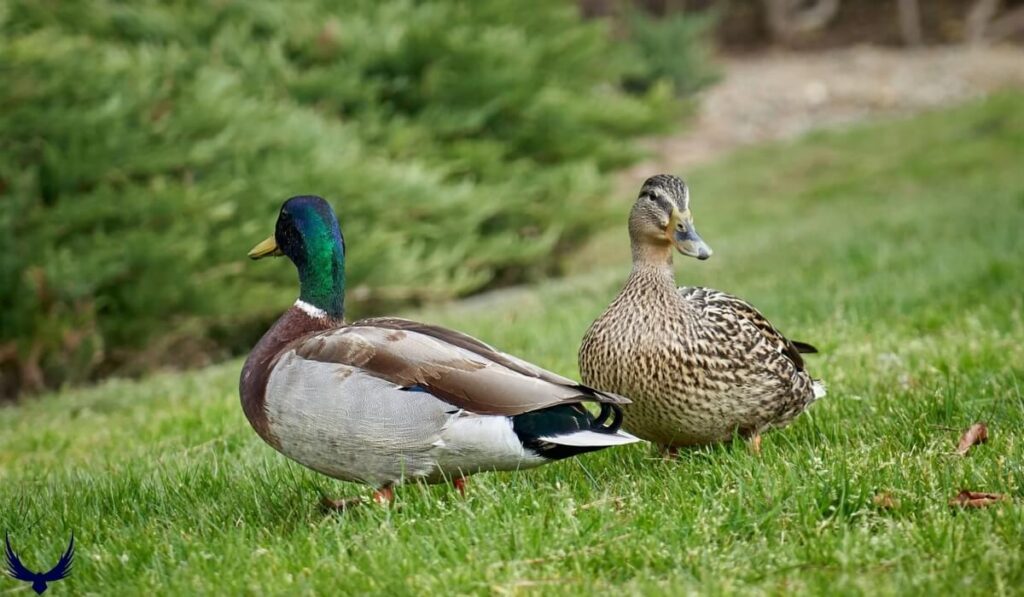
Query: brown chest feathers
240,306,339,449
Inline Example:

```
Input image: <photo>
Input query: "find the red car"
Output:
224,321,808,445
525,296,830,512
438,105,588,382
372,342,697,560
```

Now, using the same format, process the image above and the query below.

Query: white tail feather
538,429,640,447
813,380,827,399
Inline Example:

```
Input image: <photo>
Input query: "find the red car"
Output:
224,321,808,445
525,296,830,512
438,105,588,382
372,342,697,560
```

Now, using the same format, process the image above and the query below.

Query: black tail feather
592,402,611,427
791,340,818,354
601,403,623,434
512,403,628,461
591,403,623,433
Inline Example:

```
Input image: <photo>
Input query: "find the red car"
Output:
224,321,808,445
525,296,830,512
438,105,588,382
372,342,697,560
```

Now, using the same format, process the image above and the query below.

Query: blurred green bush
621,7,718,96
0,0,707,397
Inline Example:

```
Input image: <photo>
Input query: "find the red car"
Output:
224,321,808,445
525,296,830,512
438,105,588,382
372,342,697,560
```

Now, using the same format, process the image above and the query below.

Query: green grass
3,93,1024,595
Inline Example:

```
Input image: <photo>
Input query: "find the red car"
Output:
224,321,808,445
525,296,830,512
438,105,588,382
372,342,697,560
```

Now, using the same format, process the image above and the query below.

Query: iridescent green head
249,195,346,318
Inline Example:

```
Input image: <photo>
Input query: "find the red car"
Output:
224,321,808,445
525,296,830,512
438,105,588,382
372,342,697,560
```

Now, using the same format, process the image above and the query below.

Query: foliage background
2,95,1022,593
0,0,712,397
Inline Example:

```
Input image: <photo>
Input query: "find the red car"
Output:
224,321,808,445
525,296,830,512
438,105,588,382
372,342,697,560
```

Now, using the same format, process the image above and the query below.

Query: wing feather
358,318,593,388
5,534,37,582
679,287,813,370
43,534,73,581
293,319,628,416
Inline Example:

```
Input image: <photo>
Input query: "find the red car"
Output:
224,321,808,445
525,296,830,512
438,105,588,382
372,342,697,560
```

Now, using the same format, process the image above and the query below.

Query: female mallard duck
578,174,825,453
241,195,637,507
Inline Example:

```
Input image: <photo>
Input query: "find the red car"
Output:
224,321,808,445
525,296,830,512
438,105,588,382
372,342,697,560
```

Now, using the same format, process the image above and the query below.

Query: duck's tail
812,379,827,400
792,340,819,354
513,403,640,461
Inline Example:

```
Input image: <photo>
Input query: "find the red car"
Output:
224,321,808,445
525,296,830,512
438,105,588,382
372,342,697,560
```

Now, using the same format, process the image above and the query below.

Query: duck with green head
241,196,638,507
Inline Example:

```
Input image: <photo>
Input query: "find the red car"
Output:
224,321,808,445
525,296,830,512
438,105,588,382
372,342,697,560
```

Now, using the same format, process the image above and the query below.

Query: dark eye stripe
654,195,673,214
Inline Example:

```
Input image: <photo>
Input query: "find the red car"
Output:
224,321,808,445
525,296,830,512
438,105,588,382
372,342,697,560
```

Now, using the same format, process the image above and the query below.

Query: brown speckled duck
241,196,638,508
578,175,825,453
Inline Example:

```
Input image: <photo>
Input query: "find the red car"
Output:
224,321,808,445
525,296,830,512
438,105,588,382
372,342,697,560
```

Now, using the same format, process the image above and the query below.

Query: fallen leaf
949,490,1006,508
873,492,900,510
956,422,989,456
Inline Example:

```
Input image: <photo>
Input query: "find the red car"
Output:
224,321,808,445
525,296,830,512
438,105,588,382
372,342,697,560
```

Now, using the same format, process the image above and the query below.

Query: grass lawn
2,93,1023,595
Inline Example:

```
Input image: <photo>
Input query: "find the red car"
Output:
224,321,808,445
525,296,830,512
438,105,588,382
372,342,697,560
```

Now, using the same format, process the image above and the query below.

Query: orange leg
748,431,763,455
453,477,468,497
372,486,395,505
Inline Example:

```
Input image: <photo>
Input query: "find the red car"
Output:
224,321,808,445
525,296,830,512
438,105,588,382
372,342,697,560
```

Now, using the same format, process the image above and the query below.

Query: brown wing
356,317,583,386
293,318,628,416
678,287,812,371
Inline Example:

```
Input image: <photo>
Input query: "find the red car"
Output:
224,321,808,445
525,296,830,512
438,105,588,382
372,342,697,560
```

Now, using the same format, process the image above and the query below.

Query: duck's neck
295,238,346,319
627,241,677,292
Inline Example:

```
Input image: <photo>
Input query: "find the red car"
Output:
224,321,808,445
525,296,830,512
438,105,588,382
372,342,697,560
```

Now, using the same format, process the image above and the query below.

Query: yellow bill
248,235,283,260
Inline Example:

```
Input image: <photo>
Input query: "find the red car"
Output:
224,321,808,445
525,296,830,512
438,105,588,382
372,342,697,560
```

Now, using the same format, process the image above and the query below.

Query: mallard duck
578,175,825,453
240,195,637,507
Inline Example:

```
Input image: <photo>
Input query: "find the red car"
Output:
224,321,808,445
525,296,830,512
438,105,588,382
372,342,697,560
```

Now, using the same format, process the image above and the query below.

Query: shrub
620,6,719,97
0,0,705,397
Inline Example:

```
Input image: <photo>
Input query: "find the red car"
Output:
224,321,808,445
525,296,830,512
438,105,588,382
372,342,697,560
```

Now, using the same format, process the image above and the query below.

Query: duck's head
628,174,712,261
249,195,346,318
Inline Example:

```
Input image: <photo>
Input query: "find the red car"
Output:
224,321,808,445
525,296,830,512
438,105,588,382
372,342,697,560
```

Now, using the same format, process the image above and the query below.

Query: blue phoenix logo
4,533,74,594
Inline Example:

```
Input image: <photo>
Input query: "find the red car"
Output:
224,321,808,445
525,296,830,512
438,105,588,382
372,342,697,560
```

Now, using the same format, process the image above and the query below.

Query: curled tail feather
513,404,639,460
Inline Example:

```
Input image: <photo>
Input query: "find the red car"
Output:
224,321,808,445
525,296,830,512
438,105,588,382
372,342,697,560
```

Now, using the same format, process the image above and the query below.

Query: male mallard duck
578,175,825,453
241,196,637,507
